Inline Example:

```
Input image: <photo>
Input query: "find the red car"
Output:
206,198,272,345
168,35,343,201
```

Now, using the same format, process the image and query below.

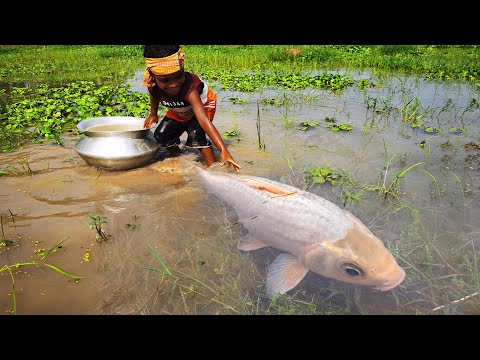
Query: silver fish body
194,165,405,296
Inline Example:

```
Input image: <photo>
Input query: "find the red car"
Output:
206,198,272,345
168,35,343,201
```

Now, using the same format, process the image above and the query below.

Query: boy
142,45,241,172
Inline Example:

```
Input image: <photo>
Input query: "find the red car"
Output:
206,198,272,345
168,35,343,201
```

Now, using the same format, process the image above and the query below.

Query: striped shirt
159,72,216,122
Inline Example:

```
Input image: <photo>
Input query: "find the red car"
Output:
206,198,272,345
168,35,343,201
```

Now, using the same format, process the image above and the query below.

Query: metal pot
74,116,160,171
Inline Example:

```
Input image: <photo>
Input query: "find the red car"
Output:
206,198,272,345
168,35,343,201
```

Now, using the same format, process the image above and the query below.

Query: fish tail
178,157,203,175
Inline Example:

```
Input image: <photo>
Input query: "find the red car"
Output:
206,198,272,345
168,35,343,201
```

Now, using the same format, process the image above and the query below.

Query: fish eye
342,263,363,277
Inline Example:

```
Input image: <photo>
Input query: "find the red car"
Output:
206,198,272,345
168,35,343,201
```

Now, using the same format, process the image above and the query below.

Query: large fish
192,164,405,297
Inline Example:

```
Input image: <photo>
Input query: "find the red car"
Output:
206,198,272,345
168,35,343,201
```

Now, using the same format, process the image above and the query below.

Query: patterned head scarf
141,49,185,87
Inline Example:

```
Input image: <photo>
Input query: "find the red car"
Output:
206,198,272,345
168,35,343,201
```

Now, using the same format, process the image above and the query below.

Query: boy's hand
221,153,241,172
144,115,158,129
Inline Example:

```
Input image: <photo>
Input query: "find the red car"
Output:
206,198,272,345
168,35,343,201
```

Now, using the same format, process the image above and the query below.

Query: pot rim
77,116,151,139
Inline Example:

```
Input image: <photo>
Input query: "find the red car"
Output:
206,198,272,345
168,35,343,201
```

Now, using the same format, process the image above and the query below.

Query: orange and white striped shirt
158,72,216,122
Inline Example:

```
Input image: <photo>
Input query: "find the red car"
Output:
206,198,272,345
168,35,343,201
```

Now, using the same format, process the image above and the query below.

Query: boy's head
143,45,180,58
142,45,185,93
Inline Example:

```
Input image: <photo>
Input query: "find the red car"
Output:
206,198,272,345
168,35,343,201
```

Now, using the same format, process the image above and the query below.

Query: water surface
1,71,479,315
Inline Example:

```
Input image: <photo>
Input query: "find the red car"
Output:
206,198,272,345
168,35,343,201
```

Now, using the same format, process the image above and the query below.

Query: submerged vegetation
1,45,479,153
1,45,480,315
0,230,83,315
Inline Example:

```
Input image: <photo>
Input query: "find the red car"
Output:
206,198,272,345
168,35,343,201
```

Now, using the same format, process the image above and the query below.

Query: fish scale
192,163,405,296
197,171,351,253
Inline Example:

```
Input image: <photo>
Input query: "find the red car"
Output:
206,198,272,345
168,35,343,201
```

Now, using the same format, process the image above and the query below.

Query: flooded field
1,70,479,315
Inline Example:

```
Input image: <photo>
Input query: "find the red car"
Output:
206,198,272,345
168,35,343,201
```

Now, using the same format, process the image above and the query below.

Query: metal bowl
77,116,151,138
74,116,160,171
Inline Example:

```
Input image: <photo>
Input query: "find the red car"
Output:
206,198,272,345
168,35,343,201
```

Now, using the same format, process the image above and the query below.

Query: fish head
304,211,405,291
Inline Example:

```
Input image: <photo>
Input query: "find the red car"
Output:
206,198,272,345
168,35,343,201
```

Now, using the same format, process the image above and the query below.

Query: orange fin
240,178,296,196
238,233,269,251
266,253,309,296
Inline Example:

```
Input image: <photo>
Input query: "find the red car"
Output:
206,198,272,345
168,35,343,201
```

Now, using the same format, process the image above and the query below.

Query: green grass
1,45,478,154
1,45,478,86
1,45,479,314
0,45,144,84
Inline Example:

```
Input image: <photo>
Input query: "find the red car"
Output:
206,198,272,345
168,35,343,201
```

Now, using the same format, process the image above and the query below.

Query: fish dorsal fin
266,253,309,296
240,178,296,196
237,233,269,251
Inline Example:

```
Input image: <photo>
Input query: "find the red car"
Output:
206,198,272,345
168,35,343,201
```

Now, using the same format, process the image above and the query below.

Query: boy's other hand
144,116,158,129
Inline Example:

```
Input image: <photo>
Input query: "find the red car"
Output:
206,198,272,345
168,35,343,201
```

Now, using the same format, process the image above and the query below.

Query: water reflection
1,72,479,314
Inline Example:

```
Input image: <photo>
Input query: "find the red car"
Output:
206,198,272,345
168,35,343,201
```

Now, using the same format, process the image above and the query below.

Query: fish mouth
373,269,405,291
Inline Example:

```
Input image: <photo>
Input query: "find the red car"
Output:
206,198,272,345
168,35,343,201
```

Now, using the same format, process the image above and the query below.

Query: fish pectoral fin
241,178,296,196
237,233,269,251
266,253,309,297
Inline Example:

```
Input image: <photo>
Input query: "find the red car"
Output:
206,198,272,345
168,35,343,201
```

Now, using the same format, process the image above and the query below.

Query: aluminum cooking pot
76,116,152,138
74,116,160,171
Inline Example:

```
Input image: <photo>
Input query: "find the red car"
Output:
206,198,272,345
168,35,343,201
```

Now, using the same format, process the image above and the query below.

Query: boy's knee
154,130,179,147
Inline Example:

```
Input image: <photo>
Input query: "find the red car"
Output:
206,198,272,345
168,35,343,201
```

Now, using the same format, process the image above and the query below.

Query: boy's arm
144,86,161,128
188,91,241,172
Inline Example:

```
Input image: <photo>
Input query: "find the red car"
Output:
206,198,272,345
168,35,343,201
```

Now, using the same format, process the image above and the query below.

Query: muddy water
1,72,480,315
0,137,278,315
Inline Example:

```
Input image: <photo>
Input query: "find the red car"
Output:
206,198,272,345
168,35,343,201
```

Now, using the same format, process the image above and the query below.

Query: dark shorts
153,116,211,149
